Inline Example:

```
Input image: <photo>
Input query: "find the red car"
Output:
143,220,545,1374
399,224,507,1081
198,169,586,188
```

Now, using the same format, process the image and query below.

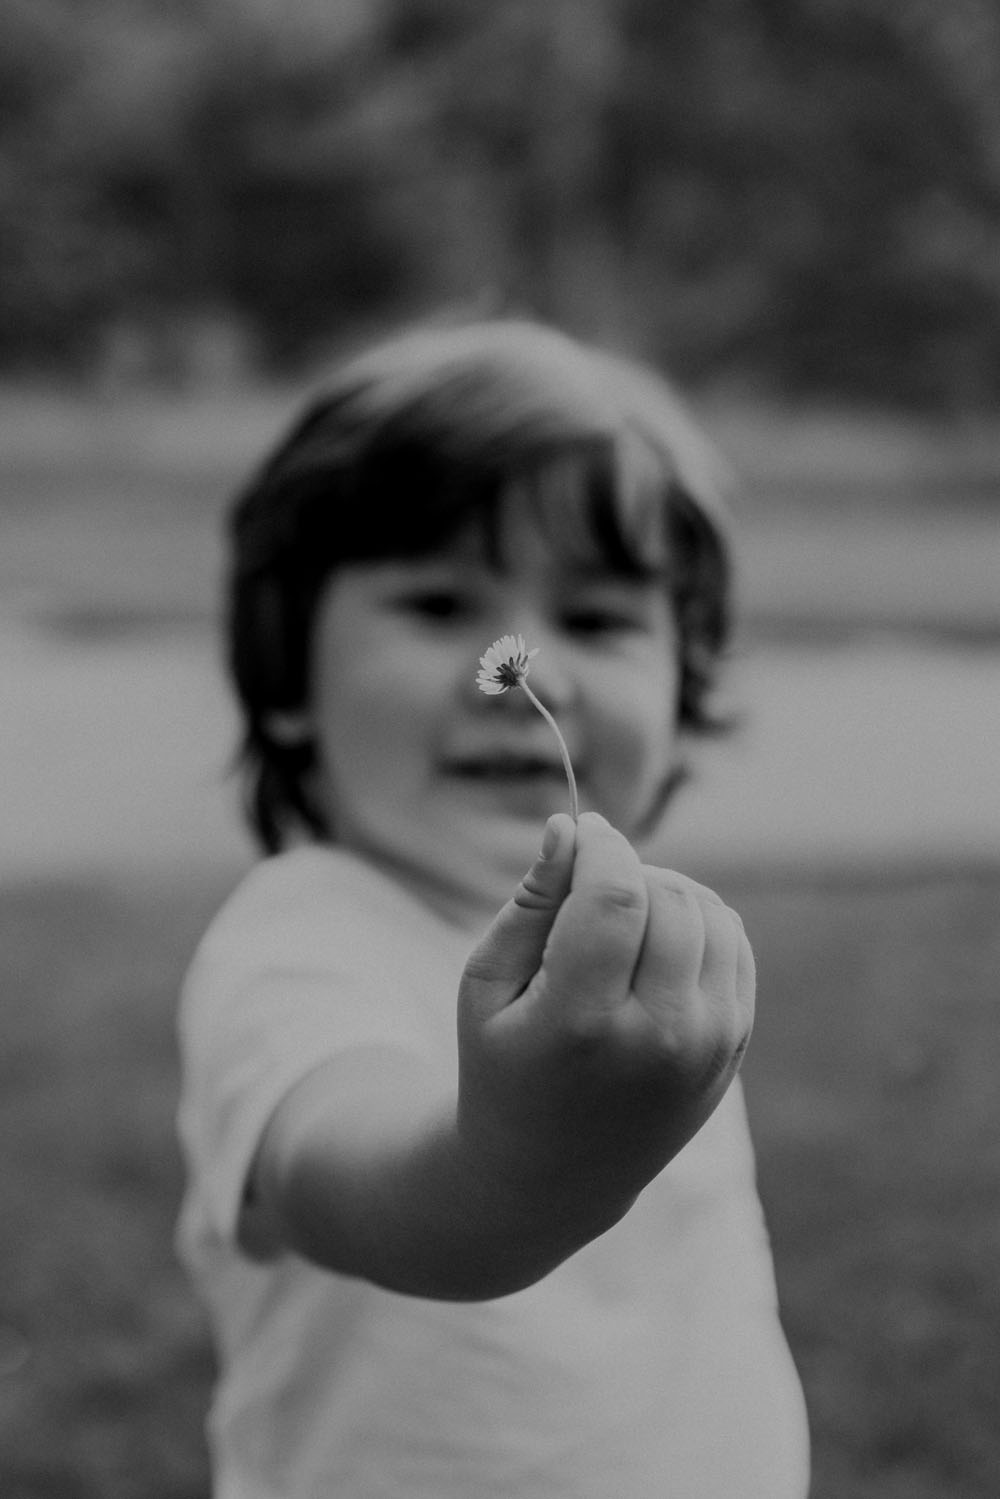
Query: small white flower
473,633,578,819
476,633,539,695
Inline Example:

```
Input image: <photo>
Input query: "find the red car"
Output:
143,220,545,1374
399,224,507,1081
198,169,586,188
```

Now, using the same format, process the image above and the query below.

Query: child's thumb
460,814,576,1011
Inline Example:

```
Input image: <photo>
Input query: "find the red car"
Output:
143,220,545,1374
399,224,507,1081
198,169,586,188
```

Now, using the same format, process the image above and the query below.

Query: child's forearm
245,1045,634,1300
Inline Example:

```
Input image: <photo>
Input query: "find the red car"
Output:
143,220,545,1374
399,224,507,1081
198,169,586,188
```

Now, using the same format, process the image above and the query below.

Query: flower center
496,660,523,688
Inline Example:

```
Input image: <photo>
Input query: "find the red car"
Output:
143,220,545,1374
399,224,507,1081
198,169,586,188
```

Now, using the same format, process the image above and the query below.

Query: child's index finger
569,813,644,899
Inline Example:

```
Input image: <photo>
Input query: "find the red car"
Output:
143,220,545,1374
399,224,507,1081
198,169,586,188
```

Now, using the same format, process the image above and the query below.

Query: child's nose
463,620,578,714
494,622,577,715
523,640,576,713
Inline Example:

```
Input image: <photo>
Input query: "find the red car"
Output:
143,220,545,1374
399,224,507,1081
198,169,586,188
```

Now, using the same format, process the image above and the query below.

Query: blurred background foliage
3,0,1000,407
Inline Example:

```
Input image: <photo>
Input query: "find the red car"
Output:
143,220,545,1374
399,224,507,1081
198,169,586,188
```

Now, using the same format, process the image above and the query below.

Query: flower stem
519,681,579,822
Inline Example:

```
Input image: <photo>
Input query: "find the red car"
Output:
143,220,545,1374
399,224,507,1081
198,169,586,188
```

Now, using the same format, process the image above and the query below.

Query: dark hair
227,318,735,852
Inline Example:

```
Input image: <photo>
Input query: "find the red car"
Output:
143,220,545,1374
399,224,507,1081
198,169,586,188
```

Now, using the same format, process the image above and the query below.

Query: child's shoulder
195,842,449,977
226,841,365,913
209,843,393,935
181,842,468,1057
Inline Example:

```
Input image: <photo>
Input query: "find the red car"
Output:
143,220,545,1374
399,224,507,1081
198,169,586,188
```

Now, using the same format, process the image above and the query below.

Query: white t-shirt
177,845,809,1499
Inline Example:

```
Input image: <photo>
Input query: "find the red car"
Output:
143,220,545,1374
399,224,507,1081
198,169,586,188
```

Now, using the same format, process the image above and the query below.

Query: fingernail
540,818,560,859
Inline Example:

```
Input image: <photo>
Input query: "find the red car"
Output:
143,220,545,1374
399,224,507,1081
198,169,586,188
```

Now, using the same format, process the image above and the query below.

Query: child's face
303,498,681,921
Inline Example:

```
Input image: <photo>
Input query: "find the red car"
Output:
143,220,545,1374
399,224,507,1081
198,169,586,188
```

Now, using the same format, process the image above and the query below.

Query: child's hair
227,318,735,852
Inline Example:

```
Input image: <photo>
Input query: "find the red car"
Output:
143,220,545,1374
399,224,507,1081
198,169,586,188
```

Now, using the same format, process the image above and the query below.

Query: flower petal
475,634,539,694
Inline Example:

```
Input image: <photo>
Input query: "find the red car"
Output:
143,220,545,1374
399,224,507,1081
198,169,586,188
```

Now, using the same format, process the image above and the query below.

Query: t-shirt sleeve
177,853,446,1245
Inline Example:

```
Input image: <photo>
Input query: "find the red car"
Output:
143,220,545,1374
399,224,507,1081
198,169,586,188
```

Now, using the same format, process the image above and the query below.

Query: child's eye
395,589,474,621
563,608,641,636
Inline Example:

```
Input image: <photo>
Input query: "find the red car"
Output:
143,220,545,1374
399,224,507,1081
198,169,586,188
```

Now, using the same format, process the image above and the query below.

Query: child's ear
262,711,314,747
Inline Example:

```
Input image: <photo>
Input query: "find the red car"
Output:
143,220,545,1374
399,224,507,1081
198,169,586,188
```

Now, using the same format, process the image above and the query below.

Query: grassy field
1,865,998,1498
738,868,1000,1499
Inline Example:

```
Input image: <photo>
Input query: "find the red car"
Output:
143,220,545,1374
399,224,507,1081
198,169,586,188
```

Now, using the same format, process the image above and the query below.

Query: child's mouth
448,755,566,782
446,755,575,814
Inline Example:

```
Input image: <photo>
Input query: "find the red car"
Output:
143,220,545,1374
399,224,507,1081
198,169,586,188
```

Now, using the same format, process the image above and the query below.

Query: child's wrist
452,1110,637,1267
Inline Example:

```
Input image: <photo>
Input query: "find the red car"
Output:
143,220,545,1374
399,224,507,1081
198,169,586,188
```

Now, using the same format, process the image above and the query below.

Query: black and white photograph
2,4,999,1496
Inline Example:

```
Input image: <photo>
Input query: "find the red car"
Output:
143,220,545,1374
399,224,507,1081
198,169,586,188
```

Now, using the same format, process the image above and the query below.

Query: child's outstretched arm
241,812,754,1299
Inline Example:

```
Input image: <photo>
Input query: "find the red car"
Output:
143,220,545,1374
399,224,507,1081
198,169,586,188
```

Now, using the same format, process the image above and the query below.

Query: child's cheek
595,694,675,821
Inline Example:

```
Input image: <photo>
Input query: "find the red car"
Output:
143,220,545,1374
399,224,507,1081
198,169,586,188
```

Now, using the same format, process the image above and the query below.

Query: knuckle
656,887,705,945
682,991,744,1060
652,1011,699,1062
650,883,699,922
722,986,752,1042
643,866,726,908
514,871,555,910
723,994,754,1062
590,879,647,919
547,1009,618,1071
689,1010,743,1082
559,1012,611,1055
690,882,726,909
736,929,756,984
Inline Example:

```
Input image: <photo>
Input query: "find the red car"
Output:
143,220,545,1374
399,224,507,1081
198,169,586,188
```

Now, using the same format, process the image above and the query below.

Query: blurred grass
1,867,998,1498
734,869,1000,1499
0,875,218,1499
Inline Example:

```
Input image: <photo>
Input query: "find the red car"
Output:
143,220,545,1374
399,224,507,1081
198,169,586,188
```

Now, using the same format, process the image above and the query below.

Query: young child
177,318,810,1497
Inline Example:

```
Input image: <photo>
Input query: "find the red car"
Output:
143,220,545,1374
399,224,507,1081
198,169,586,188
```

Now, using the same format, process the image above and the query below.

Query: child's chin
448,774,567,822
479,800,553,834
493,812,559,876
453,806,548,875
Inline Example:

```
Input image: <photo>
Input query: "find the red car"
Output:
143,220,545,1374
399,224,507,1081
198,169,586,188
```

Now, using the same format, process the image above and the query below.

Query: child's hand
458,812,755,1218
245,810,754,1298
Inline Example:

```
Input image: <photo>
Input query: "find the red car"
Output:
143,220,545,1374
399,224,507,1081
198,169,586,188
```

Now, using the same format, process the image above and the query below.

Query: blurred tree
0,0,98,367
378,0,632,340
0,0,998,405
184,3,422,367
